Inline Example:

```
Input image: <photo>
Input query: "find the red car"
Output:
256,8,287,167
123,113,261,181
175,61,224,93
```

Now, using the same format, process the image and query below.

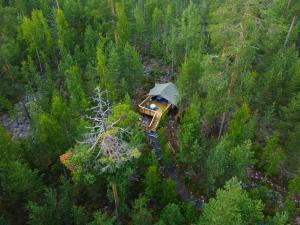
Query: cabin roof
148,82,179,106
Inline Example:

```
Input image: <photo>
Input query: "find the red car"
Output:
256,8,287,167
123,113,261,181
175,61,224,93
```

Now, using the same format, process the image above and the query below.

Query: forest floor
0,100,30,138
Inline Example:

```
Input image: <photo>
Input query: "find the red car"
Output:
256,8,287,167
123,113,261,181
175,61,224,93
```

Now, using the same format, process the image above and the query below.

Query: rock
0,98,31,139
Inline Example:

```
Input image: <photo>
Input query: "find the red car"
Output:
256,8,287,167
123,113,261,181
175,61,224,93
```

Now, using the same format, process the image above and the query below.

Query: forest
1,0,300,224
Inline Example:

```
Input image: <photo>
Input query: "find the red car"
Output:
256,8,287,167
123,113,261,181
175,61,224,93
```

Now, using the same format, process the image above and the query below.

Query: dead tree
77,87,139,224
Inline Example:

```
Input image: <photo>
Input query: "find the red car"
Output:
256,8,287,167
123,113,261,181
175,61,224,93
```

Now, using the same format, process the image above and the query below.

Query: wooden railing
138,106,156,117
139,96,151,107
149,104,171,131
138,96,157,117
138,96,172,131
149,111,159,130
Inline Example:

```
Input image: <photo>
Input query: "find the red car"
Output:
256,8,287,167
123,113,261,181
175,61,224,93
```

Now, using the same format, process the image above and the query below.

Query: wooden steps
138,96,172,131
149,112,162,131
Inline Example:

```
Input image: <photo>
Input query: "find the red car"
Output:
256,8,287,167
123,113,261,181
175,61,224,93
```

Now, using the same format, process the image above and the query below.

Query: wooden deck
138,96,171,131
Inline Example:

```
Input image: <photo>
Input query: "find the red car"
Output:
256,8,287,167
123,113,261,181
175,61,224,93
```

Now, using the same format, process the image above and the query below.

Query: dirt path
146,131,203,209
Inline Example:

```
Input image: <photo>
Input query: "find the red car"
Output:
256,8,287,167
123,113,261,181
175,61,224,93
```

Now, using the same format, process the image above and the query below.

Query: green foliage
261,132,285,176
27,179,87,225
177,95,202,166
70,144,97,185
160,179,178,206
105,43,143,101
161,143,173,166
130,196,152,225
0,126,43,205
87,211,114,225
265,212,289,225
107,101,139,129
199,177,264,225
55,9,73,55
178,1,203,58
116,2,129,45
19,10,53,67
207,139,254,192
133,5,146,50
249,185,280,214
35,95,83,148
281,92,300,171
65,65,89,112
0,161,43,200
0,126,20,161
144,165,161,200
176,54,202,105
285,168,300,218
120,43,143,96
227,104,254,145
29,94,85,169
158,127,168,148
107,101,145,146
156,203,184,225
84,25,98,62
0,6,22,105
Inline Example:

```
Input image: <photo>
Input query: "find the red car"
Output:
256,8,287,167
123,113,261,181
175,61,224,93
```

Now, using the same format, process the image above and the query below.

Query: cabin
139,82,179,131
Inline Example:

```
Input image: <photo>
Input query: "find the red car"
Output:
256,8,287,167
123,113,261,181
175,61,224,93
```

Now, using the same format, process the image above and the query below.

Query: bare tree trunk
218,21,245,139
218,112,226,139
112,182,121,224
21,100,31,121
284,15,296,48
287,0,292,9
35,48,43,73
55,0,60,9
108,0,118,47
171,50,174,76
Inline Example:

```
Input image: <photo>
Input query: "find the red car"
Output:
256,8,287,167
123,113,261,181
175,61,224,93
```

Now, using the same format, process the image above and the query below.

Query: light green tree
115,2,129,45
130,196,152,225
144,165,161,200
199,177,264,225
177,95,203,171
261,132,285,176
156,203,184,225
65,65,89,112
204,0,261,137
207,139,253,192
55,9,73,56
176,53,203,105
19,10,53,73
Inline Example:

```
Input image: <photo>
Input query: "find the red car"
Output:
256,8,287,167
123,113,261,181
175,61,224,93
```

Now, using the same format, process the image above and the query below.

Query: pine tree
144,165,161,200
157,203,184,225
115,2,129,46
55,9,73,56
133,5,146,51
19,10,53,73
205,0,262,137
30,94,85,169
260,132,285,176
199,178,264,225
206,139,253,192
130,196,152,225
176,53,203,105
65,65,89,112
177,95,203,173
27,179,87,225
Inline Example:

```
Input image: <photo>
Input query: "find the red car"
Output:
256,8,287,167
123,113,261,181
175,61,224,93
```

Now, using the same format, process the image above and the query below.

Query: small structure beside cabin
139,82,179,131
